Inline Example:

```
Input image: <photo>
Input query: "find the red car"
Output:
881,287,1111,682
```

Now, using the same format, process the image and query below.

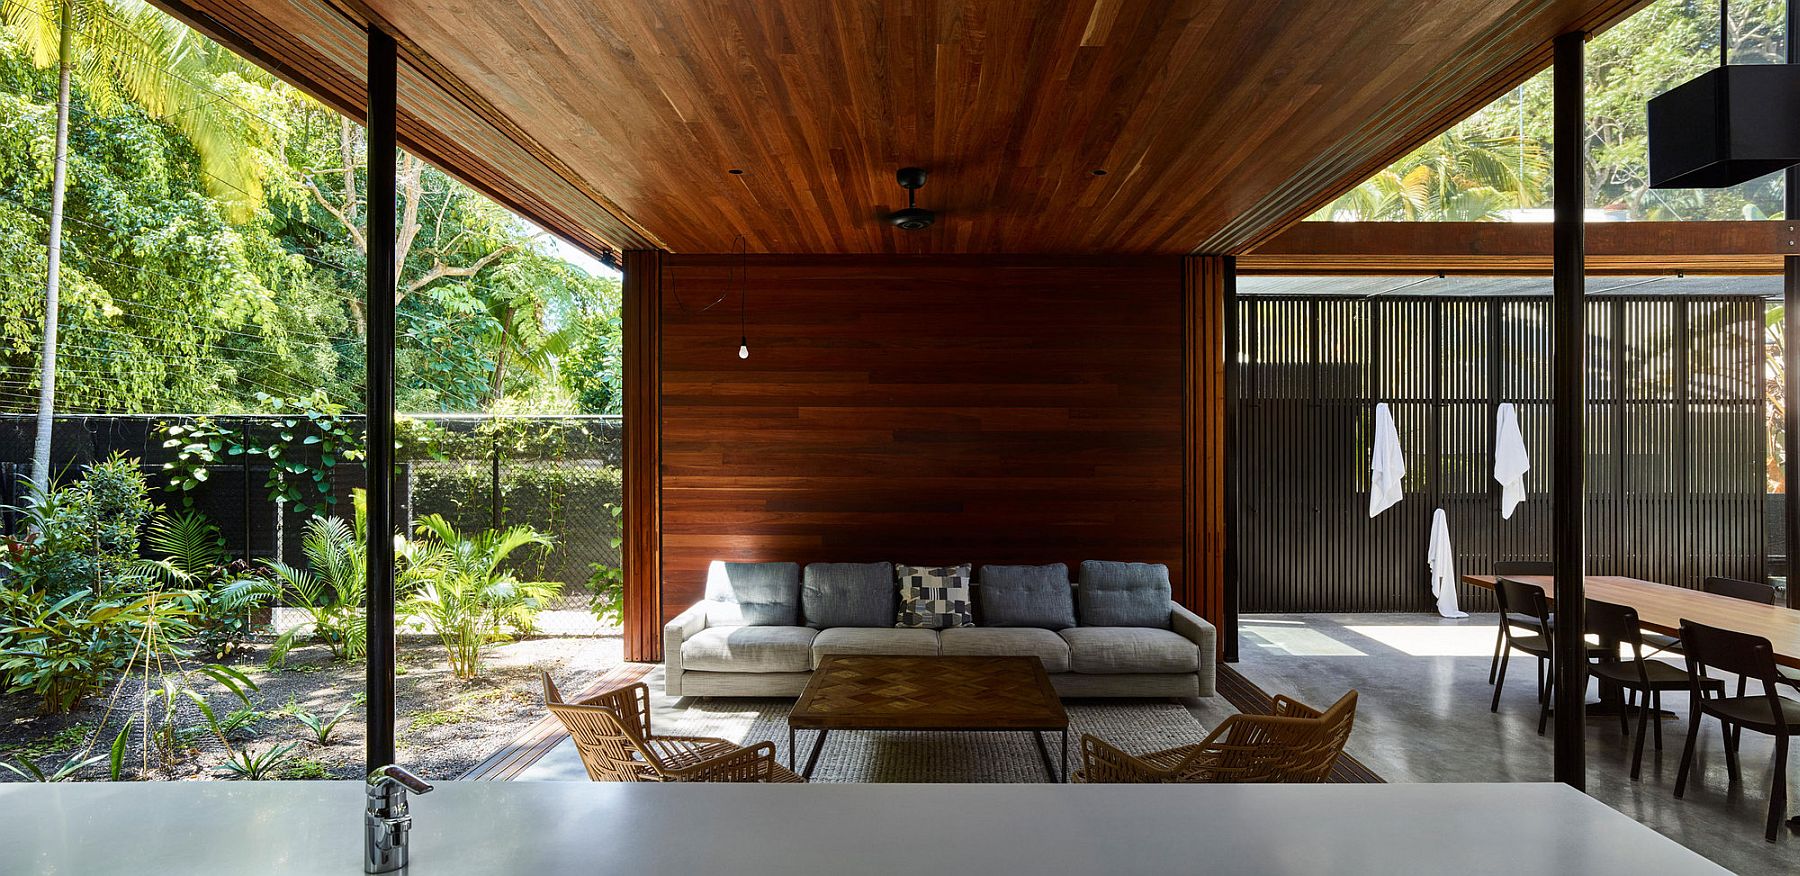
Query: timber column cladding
1184,256,1231,645
623,250,665,662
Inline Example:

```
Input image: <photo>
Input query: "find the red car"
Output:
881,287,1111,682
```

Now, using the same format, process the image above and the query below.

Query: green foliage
217,741,298,780
1316,0,1787,222
0,453,161,713
239,394,365,517
154,417,236,506
0,4,617,417
277,757,330,780
587,502,624,628
143,509,256,658
281,700,352,746
401,515,557,679
224,490,369,666
0,749,108,782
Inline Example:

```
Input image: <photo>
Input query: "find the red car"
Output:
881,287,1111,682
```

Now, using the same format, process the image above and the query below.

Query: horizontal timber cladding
1237,294,1767,613
657,255,1188,624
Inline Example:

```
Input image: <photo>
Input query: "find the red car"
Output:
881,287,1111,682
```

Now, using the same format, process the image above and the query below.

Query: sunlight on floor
1343,624,1499,657
1243,624,1368,657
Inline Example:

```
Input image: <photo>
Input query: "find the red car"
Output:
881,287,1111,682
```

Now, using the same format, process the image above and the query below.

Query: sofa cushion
896,563,975,629
802,562,896,628
704,561,801,626
1059,627,1197,674
810,627,940,668
1077,561,1173,629
682,626,818,674
977,564,1076,629
938,627,1071,673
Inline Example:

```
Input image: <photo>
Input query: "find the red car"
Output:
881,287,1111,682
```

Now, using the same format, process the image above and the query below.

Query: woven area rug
659,698,1210,783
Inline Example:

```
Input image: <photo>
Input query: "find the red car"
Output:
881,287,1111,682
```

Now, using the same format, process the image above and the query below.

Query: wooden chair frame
1073,690,1357,784
542,673,804,783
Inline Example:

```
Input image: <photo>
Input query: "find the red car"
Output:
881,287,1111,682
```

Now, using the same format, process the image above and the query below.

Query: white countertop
0,781,1726,875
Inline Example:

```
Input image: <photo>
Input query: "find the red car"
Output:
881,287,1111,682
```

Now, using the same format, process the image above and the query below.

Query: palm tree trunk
30,1,74,492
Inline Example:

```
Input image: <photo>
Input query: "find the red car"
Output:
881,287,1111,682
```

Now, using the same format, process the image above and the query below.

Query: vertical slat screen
1237,293,1766,613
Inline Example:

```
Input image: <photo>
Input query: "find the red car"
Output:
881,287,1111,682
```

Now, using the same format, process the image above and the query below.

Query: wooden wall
652,255,1191,634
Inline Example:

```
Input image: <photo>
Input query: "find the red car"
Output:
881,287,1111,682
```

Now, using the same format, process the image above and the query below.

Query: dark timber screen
1237,294,1767,613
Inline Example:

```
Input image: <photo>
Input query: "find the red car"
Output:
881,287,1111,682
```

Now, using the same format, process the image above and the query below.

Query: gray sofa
663,561,1216,699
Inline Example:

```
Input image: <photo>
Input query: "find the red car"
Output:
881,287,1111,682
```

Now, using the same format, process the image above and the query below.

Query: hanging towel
1368,402,1405,518
1427,508,1469,618
1493,402,1530,520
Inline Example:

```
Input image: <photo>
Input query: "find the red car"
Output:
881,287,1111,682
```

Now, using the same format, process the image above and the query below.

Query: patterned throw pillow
895,564,975,629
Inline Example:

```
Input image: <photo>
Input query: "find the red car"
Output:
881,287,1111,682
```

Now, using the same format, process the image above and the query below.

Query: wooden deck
458,663,653,781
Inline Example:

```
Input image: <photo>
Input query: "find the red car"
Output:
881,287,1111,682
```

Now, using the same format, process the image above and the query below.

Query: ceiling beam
1239,221,1799,275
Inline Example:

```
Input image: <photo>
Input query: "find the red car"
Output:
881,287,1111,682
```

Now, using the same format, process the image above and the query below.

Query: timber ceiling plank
161,0,1650,255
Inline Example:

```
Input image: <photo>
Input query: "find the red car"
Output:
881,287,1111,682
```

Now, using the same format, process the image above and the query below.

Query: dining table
1462,574,1800,669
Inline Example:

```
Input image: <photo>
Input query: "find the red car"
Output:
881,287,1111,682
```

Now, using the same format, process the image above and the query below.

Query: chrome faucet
366,765,434,874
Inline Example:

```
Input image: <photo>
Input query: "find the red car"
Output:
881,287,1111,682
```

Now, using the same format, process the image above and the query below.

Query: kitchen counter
0,780,1726,875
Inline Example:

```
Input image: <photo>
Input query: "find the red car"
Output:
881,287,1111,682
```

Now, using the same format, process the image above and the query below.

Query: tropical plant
401,515,556,679
587,502,624,627
283,700,353,746
223,490,369,666
143,509,257,657
0,749,108,781
217,741,298,780
0,587,142,712
154,417,240,508
0,0,275,486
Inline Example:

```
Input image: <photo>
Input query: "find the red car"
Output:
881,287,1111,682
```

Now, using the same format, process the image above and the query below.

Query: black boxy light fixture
1648,1,1800,189
1649,65,1800,188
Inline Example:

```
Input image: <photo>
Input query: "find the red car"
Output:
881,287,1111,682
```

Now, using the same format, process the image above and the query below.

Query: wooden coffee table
787,655,1070,782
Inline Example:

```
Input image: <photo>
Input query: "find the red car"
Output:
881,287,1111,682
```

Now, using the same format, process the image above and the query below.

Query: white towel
1427,508,1469,618
1493,403,1530,520
1368,402,1405,518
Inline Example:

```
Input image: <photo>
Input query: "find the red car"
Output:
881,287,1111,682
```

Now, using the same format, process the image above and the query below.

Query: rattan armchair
541,673,805,783
1073,690,1357,783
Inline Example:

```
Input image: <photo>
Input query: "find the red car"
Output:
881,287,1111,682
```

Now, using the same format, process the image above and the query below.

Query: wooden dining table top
1462,574,1800,669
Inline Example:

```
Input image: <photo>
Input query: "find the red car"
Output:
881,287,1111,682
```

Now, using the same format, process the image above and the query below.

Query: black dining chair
1488,561,1554,686
1698,577,1800,695
1585,599,1723,780
1491,577,1606,734
1704,576,1778,605
1673,619,1800,842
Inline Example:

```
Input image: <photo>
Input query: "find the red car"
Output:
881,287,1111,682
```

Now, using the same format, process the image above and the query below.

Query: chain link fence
0,413,623,636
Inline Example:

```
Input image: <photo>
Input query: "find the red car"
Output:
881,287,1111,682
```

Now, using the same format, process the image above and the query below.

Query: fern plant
401,515,556,679
223,492,368,667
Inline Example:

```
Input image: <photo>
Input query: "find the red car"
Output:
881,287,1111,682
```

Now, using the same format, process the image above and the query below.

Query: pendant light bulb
738,337,750,360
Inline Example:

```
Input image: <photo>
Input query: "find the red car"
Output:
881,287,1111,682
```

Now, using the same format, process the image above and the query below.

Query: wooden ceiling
155,0,1649,256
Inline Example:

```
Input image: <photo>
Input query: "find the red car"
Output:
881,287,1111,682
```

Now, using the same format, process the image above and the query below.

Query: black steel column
1551,29,1588,790
364,28,398,774
1222,256,1240,662
1785,0,1800,609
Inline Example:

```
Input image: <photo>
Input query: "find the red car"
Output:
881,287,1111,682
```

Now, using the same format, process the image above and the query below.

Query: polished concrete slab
1213,613,1799,875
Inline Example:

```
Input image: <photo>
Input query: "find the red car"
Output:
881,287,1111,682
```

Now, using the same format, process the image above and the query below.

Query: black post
1222,256,1240,663
1551,29,1588,790
490,431,502,531
1785,0,1800,609
364,28,398,775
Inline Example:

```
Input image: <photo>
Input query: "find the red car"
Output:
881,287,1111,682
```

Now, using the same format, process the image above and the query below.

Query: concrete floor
1224,613,1798,875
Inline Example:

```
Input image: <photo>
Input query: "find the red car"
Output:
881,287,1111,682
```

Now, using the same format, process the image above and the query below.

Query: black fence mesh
0,414,622,635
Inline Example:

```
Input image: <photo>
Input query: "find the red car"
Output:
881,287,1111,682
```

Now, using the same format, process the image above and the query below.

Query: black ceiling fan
886,167,935,231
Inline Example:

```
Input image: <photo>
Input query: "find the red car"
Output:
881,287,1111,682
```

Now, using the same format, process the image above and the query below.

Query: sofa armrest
1170,601,1218,697
663,601,711,697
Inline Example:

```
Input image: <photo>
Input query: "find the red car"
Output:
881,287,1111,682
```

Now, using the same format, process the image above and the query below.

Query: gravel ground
0,632,624,783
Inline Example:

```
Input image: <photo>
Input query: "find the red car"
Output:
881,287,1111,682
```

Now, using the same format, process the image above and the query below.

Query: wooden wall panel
656,255,1188,624
1185,257,1229,633
622,251,664,662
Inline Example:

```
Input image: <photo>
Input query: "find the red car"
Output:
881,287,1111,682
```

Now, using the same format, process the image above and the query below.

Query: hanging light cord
736,234,750,359
1720,0,1729,68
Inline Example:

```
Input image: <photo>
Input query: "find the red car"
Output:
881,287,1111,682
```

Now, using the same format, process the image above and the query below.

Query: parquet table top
789,656,1067,731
